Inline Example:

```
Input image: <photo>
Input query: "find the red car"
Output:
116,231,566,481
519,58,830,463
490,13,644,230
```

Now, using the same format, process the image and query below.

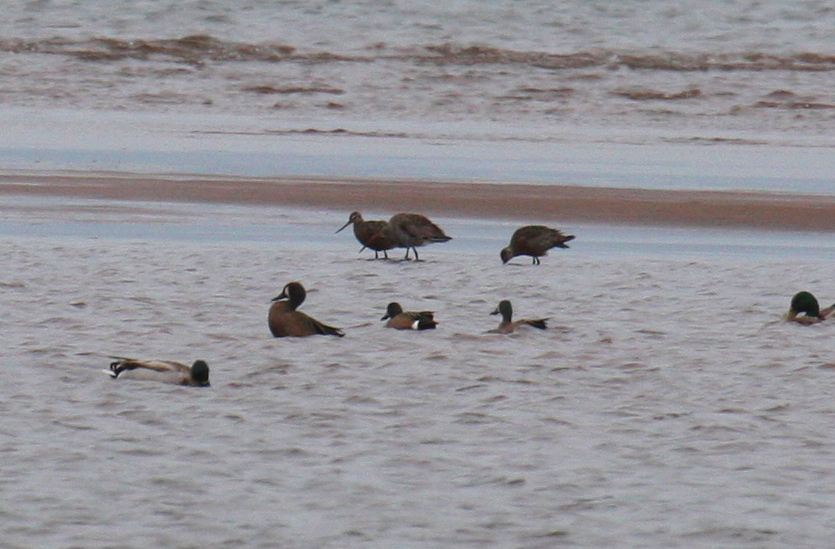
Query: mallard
786,291,835,325
500,225,575,265
380,302,437,330
387,213,452,260
488,300,548,334
268,282,345,337
106,357,210,387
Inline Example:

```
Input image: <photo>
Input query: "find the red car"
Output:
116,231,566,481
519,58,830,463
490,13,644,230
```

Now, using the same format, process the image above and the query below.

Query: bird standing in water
336,211,395,259
500,225,574,265
387,212,452,260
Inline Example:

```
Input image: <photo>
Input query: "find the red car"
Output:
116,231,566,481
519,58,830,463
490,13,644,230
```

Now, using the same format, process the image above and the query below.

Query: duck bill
490,308,499,315
783,308,798,321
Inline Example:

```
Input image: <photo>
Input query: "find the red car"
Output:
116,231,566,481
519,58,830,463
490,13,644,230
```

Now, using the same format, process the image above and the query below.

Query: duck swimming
106,357,210,387
500,225,575,265
268,281,345,337
786,291,835,325
381,302,438,330
488,300,548,334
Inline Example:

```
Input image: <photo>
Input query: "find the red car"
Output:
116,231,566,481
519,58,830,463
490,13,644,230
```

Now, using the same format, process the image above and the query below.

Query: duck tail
525,318,549,330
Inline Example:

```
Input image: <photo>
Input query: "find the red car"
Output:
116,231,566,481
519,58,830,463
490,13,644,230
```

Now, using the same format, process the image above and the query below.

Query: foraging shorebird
500,225,575,265
336,211,396,259
488,300,548,334
388,212,452,260
105,357,211,387
268,281,345,337
785,291,835,325
380,302,438,330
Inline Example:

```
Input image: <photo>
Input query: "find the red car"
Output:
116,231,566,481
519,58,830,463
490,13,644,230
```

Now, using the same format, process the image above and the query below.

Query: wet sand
2,171,835,231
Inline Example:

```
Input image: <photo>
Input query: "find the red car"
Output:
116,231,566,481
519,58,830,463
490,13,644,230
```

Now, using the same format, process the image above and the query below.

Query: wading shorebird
785,291,835,325
488,300,548,334
336,211,396,259
380,302,438,330
105,357,211,387
388,212,452,260
500,225,575,265
268,282,345,337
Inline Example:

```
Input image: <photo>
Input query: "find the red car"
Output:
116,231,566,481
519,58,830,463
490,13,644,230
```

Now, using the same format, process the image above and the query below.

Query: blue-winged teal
388,212,452,260
381,302,438,330
269,282,345,337
106,357,210,386
501,225,575,264
336,211,396,259
489,300,548,334
786,291,835,325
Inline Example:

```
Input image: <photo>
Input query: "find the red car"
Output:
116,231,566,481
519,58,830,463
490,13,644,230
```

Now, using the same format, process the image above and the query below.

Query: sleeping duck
106,357,210,387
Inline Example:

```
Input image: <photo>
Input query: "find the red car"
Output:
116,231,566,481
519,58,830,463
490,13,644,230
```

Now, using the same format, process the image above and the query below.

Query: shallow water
3,203,835,548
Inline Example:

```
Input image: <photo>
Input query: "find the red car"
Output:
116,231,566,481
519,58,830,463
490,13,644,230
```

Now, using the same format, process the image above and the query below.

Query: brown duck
336,211,396,259
488,300,548,334
381,302,438,330
388,213,452,260
500,225,575,265
268,282,345,337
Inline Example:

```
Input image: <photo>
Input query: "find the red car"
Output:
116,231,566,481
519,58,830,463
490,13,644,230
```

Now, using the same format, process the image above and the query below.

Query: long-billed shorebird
500,225,574,265
388,212,452,260
336,211,396,259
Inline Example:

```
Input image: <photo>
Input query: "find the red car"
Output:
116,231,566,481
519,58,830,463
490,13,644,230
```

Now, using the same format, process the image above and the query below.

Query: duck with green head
786,291,835,325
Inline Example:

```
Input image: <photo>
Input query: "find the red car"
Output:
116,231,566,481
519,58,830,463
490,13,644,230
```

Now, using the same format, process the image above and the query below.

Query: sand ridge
1,172,834,231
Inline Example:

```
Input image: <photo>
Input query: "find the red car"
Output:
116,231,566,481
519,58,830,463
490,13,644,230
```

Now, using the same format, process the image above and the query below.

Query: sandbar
1,172,834,232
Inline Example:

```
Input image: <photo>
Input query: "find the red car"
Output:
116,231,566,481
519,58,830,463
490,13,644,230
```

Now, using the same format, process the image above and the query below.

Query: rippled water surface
1,0,834,143
3,203,835,548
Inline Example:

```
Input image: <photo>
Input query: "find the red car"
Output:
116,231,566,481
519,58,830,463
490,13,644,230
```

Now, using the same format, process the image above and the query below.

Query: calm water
3,203,835,548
